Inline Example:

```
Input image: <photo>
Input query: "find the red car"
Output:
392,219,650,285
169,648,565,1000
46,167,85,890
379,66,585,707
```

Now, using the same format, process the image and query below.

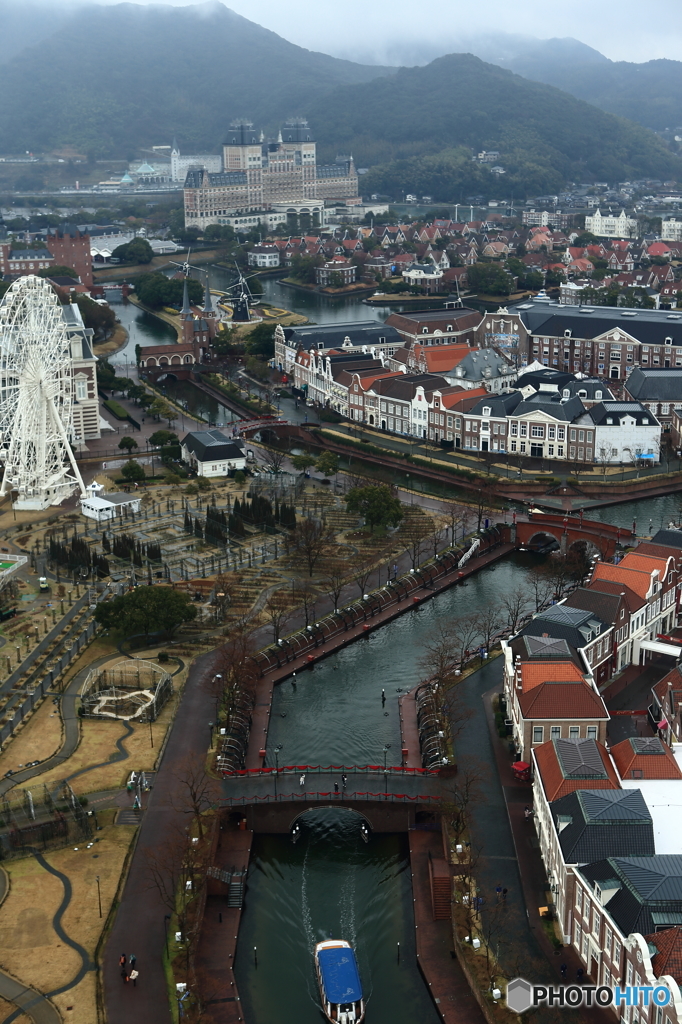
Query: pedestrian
381,689,386,704
560,963,567,979
121,967,128,983
495,884,502,902
342,774,347,790
129,954,136,969
299,773,305,787
577,967,584,983
502,888,508,903
119,954,126,969
393,563,398,579
130,968,139,987
334,782,339,794
524,806,531,820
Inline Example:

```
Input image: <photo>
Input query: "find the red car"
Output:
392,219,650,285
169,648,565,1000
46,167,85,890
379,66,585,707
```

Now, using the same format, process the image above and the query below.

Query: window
520,424,527,437
569,446,576,459
531,425,544,438
605,927,612,957
574,920,582,949
576,888,583,913
582,933,589,959
593,910,601,936
569,726,580,738
532,726,544,743
570,429,577,441
613,940,621,969
550,726,561,739
75,379,87,401
587,726,598,740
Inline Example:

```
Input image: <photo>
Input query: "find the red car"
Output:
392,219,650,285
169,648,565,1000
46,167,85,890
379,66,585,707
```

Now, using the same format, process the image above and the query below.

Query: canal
235,551,549,1024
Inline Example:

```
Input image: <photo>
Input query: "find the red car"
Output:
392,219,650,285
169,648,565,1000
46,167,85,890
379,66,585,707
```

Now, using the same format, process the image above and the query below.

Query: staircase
428,856,451,920
228,873,245,908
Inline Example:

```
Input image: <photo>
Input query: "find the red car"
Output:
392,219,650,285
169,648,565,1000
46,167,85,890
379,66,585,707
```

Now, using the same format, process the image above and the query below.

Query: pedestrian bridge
220,767,443,833
509,512,634,560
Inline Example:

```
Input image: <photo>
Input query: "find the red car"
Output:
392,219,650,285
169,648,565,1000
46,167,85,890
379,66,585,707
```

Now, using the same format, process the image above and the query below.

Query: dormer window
595,390,602,399
562,388,570,398
482,406,491,416
422,327,428,334
564,329,572,338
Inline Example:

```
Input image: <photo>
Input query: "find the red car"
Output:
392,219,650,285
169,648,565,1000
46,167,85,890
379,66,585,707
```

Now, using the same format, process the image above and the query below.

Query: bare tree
145,822,210,961
264,592,292,643
260,444,288,475
526,566,554,612
441,500,469,546
401,514,432,568
322,558,348,612
350,550,377,597
294,579,318,627
291,517,335,577
172,757,220,841
473,487,496,533
428,514,448,560
475,604,502,654
212,572,235,623
501,591,529,636
449,613,482,671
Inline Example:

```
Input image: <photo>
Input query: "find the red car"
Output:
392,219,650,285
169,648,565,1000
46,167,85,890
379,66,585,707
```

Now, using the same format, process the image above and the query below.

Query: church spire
181,278,192,317
203,277,214,315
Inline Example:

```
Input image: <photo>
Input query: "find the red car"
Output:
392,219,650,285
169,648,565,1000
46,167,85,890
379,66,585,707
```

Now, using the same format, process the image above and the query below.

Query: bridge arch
527,530,560,553
289,805,373,835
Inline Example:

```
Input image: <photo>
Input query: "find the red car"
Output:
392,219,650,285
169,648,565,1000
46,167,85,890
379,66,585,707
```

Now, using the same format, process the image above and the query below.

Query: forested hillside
307,54,682,200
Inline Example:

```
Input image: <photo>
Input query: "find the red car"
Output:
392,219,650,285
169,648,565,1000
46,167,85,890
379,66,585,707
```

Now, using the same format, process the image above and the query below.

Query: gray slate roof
578,857,682,937
551,789,654,864
514,392,585,421
283,321,401,352
184,170,247,188
182,430,245,463
509,297,682,346
469,392,522,416
625,368,682,403
651,529,682,550
554,738,610,780
451,348,514,382
519,604,607,649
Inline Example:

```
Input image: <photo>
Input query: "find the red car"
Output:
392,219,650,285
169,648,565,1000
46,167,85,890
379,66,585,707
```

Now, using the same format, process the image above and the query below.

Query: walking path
409,830,485,1024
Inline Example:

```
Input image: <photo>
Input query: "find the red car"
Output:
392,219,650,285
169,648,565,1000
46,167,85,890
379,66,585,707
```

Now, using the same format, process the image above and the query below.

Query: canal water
236,551,547,1023
235,813,433,1024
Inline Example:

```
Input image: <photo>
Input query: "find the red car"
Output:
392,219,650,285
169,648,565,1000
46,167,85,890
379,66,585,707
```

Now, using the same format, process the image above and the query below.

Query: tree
526,567,554,612
242,321,275,360
94,585,197,638
171,757,220,841
264,593,291,643
38,264,77,279
349,551,377,597
323,558,348,612
501,591,529,635
73,295,115,335
261,446,287,475
448,613,482,671
316,451,339,480
149,430,178,447
136,272,202,309
291,452,316,474
291,517,335,577
294,579,318,627
473,488,495,533
475,604,502,654
466,262,512,296
346,484,403,533
118,436,138,452
442,500,468,546
572,231,599,247
149,398,177,427
401,514,432,568
111,238,154,264
121,460,145,483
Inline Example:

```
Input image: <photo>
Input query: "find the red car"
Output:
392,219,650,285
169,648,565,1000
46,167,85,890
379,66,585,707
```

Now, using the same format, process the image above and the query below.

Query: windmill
0,276,86,510
213,262,261,323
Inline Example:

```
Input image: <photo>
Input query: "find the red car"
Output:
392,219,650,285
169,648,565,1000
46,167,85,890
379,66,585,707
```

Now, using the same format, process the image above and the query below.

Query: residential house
402,262,443,293
315,257,356,287
575,401,661,464
651,665,682,745
427,387,489,443
385,309,482,347
611,736,682,784
274,321,403,375
181,431,246,477
625,368,682,430
247,244,280,268
516,604,613,684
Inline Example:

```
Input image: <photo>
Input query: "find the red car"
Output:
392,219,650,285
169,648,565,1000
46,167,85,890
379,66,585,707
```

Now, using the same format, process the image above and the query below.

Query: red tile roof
611,737,682,780
620,551,671,576
519,660,585,693
592,562,656,600
645,927,682,983
518,682,608,720
533,740,620,802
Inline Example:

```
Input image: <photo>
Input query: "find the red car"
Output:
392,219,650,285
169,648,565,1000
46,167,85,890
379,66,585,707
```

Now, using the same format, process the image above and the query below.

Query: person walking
502,888,508,903
299,774,305,787
524,806,531,820
495,885,502,902
577,967,584,983
120,966,129,983
334,782,339,794
381,689,386,704
341,774,347,790
129,968,139,987
119,954,126,969
129,954,136,970
560,963,567,979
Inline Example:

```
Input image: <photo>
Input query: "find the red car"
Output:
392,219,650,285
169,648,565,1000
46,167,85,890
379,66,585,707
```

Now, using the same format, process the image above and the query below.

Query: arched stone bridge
506,512,634,560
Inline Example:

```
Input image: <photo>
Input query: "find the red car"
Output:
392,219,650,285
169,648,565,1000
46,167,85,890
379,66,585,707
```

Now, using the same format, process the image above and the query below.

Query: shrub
158,651,170,663
104,399,128,420
196,477,212,491
234,470,246,485
185,484,198,495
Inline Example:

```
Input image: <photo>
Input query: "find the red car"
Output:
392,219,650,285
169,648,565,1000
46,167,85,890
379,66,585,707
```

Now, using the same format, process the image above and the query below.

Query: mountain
0,1,393,156
502,50,682,133
306,54,682,200
0,1,76,63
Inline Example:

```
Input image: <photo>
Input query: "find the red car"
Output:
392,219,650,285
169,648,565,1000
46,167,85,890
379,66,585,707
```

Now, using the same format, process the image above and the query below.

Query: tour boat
314,940,365,1024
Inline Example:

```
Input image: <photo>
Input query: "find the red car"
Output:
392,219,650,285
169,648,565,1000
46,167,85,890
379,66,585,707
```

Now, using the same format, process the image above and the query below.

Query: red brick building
46,225,93,287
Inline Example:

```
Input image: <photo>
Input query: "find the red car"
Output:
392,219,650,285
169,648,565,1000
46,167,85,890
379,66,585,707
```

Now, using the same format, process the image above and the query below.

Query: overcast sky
91,0,682,63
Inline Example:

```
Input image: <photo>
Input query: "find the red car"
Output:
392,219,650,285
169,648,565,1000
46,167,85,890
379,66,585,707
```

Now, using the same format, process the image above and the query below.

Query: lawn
0,823,136,1024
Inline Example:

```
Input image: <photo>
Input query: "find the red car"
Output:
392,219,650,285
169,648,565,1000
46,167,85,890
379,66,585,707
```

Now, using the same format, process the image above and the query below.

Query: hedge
104,399,128,420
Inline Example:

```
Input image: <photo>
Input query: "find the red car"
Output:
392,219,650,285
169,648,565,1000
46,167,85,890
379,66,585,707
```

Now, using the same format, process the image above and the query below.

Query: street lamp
96,874,102,918
208,721,214,749
274,744,282,797
383,743,390,794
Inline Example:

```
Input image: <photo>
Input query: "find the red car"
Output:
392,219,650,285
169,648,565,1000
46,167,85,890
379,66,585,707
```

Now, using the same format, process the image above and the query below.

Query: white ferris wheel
0,276,85,510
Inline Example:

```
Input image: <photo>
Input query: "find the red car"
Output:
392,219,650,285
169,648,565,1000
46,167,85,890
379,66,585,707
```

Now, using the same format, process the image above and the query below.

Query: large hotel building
183,119,358,229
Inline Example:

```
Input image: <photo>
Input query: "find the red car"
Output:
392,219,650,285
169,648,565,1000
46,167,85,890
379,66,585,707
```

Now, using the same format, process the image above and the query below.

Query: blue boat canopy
318,947,362,1003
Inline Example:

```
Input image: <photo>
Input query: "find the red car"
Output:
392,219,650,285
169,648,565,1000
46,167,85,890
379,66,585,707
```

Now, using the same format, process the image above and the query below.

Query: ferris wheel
0,276,85,510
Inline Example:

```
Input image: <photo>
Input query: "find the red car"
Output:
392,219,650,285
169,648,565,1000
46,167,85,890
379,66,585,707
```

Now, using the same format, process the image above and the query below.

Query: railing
221,792,442,805
221,765,441,777
253,533,506,677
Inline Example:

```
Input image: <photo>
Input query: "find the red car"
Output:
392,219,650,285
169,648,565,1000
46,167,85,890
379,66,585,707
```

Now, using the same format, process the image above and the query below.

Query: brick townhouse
385,308,482,347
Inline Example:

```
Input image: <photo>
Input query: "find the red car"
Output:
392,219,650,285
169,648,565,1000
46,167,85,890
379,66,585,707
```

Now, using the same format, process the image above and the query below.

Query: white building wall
593,419,661,463
662,219,682,242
